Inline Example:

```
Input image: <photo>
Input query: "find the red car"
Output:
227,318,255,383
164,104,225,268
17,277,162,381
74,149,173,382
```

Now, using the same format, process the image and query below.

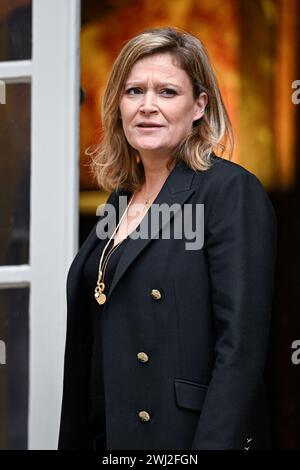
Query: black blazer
58,156,277,450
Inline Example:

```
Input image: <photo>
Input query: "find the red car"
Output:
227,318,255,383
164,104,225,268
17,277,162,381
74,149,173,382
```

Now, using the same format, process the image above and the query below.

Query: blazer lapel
107,160,196,300
67,159,196,308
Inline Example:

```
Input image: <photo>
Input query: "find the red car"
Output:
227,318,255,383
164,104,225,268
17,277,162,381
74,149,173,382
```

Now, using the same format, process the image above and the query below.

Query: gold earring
135,154,141,164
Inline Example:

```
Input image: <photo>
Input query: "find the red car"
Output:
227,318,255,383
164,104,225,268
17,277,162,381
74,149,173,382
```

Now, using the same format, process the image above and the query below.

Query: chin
134,141,166,151
136,147,166,154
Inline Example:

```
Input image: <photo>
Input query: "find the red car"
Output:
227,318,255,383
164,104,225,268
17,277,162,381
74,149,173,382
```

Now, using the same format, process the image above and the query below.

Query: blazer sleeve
58,191,117,449
57,257,95,449
191,170,277,450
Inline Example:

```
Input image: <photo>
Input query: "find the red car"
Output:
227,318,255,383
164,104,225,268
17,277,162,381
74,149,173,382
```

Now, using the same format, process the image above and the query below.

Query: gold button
150,289,161,300
137,352,149,363
138,410,150,422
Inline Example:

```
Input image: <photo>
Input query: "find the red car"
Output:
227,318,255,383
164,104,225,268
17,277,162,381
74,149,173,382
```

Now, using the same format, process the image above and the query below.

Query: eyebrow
125,81,183,91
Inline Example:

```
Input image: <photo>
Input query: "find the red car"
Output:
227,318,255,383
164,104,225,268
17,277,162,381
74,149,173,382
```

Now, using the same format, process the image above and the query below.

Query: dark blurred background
0,0,299,450
79,0,300,449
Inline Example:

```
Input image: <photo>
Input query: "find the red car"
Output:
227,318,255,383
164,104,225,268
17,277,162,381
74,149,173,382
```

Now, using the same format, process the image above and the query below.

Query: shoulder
191,154,268,200
187,155,276,226
193,154,257,184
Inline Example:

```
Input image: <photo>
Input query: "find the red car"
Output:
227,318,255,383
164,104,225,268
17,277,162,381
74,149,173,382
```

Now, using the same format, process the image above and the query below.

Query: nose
139,91,158,115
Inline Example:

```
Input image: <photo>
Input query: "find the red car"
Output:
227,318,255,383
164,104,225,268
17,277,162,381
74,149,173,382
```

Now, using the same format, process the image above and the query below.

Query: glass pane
0,287,29,450
0,82,30,265
0,1,32,61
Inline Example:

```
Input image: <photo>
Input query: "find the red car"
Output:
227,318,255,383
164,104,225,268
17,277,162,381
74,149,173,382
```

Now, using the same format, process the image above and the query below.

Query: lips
136,125,164,132
137,123,163,128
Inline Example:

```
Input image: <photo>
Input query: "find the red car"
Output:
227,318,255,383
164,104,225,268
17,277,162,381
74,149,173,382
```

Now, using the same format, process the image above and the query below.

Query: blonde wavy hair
87,26,234,193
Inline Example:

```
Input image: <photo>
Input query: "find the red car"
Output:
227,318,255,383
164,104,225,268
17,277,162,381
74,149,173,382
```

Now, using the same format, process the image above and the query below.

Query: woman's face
119,52,207,159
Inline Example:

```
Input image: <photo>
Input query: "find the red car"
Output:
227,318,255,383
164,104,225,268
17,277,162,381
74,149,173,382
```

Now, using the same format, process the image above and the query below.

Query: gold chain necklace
94,194,134,305
140,188,160,204
94,175,168,305
140,192,159,213
137,181,167,213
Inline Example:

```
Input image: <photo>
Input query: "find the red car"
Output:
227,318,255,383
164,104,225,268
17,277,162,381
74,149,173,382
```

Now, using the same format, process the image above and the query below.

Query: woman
58,27,277,450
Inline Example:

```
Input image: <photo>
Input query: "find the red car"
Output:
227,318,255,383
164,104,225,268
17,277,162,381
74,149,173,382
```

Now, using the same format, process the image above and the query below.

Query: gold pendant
96,293,106,305
95,282,106,305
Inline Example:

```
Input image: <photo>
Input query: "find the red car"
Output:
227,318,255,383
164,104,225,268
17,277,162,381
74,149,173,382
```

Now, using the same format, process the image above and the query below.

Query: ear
193,92,208,121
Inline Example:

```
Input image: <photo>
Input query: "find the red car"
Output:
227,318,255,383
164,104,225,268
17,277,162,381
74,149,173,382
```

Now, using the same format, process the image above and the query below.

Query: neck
140,154,175,194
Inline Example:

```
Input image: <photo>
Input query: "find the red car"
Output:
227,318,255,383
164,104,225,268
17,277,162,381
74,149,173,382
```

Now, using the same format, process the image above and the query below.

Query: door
0,0,80,449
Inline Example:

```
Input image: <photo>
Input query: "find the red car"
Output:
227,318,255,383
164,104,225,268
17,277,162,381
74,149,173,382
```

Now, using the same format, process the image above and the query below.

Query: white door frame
0,0,81,449
29,0,80,449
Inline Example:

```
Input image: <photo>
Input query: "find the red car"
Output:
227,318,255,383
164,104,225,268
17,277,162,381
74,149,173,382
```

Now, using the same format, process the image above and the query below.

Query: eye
125,87,142,95
161,88,177,96
125,87,177,96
